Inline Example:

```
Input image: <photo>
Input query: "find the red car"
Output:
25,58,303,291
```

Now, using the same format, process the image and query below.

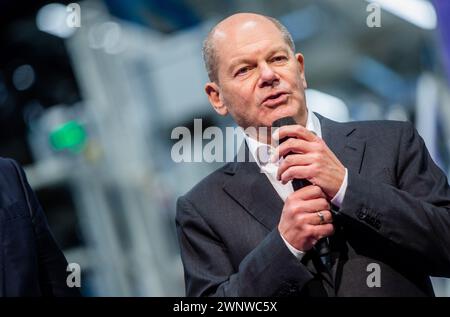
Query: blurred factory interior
0,0,449,296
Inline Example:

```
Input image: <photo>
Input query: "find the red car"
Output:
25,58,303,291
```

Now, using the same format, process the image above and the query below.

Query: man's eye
235,67,250,76
272,56,287,62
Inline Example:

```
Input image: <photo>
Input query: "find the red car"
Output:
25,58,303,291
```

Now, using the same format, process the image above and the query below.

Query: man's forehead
215,20,259,37
212,20,283,56
208,14,290,78
213,16,278,42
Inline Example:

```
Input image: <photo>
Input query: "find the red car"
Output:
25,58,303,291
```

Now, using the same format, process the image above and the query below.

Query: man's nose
258,64,279,88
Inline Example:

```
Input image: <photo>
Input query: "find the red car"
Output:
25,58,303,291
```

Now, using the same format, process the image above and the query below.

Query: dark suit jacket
176,114,450,297
0,158,80,296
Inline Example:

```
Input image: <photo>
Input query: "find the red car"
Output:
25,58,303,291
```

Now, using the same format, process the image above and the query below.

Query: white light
36,3,76,38
367,0,437,30
305,89,350,122
88,22,125,54
386,104,409,121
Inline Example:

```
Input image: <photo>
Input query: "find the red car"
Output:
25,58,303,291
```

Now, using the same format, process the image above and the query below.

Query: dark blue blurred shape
104,0,201,33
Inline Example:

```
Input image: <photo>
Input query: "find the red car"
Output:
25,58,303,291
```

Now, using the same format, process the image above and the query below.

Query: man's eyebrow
227,46,290,74
266,46,290,56
227,58,251,74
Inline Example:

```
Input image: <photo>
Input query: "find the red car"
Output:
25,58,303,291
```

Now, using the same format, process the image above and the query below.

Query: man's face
205,16,308,132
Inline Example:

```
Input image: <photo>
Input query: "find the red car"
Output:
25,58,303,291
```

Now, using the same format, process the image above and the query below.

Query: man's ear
295,53,307,89
205,82,228,116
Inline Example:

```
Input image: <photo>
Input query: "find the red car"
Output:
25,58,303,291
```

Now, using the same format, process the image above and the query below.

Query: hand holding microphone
271,117,345,201
272,117,342,259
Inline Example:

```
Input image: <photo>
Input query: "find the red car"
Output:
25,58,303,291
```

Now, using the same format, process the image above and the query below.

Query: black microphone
272,116,331,264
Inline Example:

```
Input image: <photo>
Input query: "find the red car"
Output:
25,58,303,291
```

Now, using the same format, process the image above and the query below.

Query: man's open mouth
262,92,289,107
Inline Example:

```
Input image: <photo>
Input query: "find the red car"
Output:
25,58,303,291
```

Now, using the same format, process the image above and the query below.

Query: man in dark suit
0,157,80,296
176,13,450,296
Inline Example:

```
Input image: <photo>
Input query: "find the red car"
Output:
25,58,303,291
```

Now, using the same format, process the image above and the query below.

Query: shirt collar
245,110,322,168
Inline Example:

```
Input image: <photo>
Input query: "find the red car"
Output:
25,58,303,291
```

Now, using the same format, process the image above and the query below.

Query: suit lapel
223,149,284,231
316,113,366,175
316,113,366,291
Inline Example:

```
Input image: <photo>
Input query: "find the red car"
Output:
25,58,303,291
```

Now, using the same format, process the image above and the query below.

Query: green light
49,120,87,153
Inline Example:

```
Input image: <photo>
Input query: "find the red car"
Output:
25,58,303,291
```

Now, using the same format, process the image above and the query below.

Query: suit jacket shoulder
0,157,81,297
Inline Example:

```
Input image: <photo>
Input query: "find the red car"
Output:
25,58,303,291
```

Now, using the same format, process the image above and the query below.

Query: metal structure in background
26,0,190,296
21,0,450,296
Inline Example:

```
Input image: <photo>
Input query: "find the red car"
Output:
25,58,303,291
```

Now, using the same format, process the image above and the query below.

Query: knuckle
292,165,301,176
285,200,295,213
314,145,324,155
316,141,325,151
293,189,305,200
289,201,298,213
305,167,314,179
284,155,293,165
312,185,321,196
282,169,291,180
314,187,324,198
312,152,321,161
295,213,306,225
280,138,293,152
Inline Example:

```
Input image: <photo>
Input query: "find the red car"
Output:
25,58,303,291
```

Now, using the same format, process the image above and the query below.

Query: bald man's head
202,13,295,83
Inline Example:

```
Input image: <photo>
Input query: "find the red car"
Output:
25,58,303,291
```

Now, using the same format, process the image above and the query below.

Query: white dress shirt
245,111,348,260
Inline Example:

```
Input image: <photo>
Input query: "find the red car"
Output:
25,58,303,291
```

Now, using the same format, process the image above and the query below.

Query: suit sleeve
9,159,81,296
338,122,450,276
176,196,314,297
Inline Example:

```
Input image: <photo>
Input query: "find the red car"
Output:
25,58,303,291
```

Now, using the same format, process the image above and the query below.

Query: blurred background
0,0,449,296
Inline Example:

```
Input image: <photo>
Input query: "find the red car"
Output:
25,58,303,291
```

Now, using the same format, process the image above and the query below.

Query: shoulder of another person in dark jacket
0,157,38,199
0,156,19,175
0,157,27,198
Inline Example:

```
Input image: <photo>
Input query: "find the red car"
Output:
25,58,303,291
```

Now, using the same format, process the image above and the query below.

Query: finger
278,165,312,184
293,211,332,228
312,223,335,239
272,125,318,144
290,198,330,214
271,138,315,163
290,185,326,201
276,154,313,180
271,124,297,143
308,210,333,226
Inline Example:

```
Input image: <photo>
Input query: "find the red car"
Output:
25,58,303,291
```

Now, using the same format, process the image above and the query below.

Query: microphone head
271,116,297,128
271,117,297,146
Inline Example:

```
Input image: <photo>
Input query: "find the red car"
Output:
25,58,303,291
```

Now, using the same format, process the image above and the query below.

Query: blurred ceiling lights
305,89,350,122
366,0,437,30
36,3,76,38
